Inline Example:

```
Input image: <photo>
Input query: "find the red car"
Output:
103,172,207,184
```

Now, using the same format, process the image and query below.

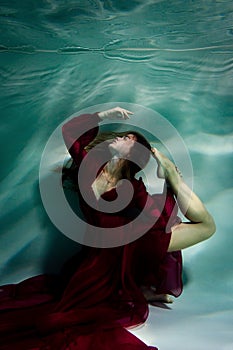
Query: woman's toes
163,294,173,303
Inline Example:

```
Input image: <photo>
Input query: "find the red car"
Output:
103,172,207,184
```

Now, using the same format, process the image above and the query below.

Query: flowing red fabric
0,113,183,349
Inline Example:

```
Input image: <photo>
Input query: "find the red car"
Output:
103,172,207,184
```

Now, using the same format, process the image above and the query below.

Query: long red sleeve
62,112,101,167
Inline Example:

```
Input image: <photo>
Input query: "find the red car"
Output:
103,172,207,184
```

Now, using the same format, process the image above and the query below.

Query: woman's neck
105,156,124,180
91,157,123,200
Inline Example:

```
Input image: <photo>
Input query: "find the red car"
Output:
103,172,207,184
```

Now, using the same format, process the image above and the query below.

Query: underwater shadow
33,176,85,276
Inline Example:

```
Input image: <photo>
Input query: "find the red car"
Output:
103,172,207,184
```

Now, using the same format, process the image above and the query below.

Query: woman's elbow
203,215,216,239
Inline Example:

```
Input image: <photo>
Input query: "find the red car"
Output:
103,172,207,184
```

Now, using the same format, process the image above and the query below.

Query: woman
0,107,215,350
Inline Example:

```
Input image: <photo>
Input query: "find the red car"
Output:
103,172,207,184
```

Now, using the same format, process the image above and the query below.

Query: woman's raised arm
151,148,216,252
62,107,133,166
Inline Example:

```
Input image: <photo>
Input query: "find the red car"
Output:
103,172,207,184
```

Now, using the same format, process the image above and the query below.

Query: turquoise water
0,1,233,348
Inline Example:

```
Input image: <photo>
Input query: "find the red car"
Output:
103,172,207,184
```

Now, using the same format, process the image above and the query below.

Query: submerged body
0,107,215,349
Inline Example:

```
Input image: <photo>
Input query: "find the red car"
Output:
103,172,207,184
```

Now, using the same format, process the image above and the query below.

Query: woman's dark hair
121,130,152,178
62,130,152,187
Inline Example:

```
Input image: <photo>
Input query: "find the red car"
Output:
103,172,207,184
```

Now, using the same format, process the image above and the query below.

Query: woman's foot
151,148,182,181
151,148,173,179
141,286,173,304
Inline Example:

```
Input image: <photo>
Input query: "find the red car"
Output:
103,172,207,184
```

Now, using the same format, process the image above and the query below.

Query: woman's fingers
99,106,133,120
123,108,134,116
116,107,133,119
122,111,131,119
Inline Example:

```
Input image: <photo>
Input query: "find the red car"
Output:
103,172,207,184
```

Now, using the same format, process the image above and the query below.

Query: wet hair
121,130,152,178
62,130,152,186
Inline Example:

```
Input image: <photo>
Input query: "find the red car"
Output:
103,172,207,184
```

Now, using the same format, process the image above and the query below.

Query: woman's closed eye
124,134,136,141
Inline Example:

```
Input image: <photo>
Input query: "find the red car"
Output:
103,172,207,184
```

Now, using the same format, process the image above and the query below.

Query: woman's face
109,134,137,157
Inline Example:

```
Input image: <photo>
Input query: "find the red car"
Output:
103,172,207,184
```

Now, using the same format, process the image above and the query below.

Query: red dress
0,113,182,350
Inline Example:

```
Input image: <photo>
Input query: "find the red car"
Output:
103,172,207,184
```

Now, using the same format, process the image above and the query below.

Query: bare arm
151,148,216,252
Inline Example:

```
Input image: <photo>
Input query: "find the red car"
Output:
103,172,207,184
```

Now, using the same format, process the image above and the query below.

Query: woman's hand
98,107,133,120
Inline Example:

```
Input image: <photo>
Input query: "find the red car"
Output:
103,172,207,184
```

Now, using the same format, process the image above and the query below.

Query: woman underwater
0,106,215,350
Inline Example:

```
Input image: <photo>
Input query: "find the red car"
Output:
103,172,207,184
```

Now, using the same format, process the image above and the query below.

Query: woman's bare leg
151,148,216,252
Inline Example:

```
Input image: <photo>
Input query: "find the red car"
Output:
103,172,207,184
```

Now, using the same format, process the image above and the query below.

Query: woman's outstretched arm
62,107,133,165
151,148,216,252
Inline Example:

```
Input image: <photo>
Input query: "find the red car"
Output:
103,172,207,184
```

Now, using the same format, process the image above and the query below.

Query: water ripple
0,41,232,58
